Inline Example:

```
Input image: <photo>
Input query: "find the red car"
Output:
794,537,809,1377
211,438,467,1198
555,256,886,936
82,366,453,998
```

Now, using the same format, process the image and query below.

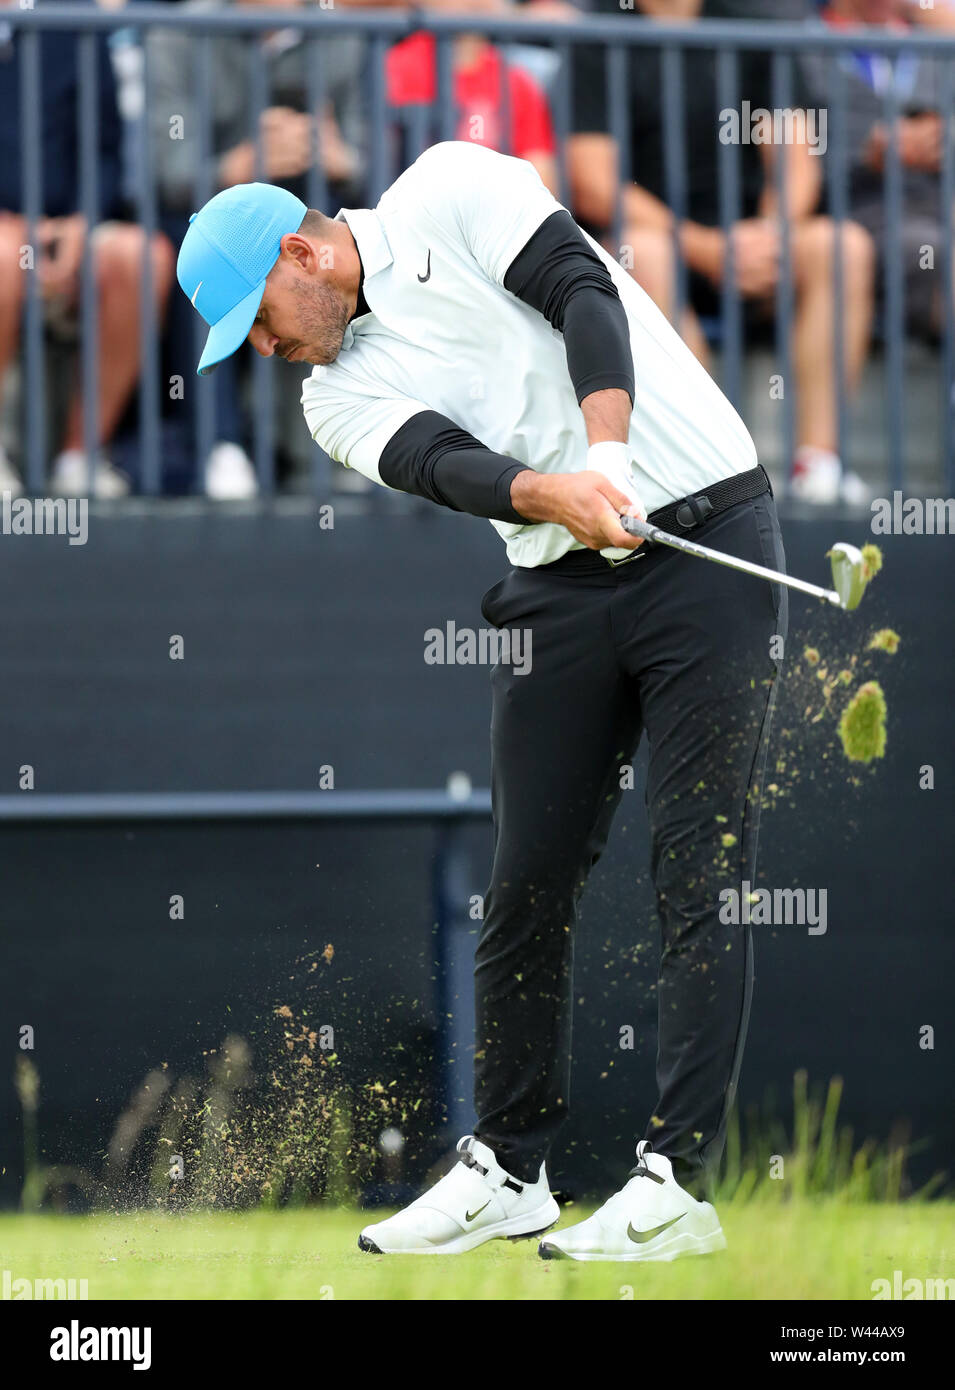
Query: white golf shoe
538,1141,726,1263
358,1135,559,1254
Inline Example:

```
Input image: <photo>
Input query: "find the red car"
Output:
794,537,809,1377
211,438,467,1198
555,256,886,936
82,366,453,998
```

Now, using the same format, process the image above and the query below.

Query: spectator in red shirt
386,2,558,194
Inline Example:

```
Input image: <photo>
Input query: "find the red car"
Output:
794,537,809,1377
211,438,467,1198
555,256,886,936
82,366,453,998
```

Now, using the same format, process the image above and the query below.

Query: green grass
2,1202,953,1300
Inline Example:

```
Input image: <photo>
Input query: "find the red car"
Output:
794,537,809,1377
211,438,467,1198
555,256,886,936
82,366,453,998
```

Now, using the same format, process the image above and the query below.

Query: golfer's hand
510,469,646,551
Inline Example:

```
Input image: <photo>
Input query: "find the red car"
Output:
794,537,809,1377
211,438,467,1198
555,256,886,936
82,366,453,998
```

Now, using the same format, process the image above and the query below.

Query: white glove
585,441,647,560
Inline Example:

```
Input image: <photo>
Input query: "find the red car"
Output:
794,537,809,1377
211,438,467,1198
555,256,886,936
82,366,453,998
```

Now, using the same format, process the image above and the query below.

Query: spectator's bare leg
0,213,27,381
790,217,874,452
61,226,175,452
624,224,711,365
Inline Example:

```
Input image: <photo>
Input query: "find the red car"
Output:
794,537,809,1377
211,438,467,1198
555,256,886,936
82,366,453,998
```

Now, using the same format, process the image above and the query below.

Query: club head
828,542,866,611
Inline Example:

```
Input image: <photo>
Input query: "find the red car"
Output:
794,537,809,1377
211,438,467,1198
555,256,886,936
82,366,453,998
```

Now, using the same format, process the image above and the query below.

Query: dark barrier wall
1,507,952,1203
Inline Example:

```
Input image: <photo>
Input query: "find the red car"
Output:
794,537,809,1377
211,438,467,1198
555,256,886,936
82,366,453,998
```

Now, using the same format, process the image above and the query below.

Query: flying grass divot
860,544,883,582
762,547,894,804
868,628,900,654
838,681,888,763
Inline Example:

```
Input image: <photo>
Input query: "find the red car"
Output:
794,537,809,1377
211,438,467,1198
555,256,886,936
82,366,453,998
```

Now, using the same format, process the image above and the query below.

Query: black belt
646,464,770,536
538,464,771,575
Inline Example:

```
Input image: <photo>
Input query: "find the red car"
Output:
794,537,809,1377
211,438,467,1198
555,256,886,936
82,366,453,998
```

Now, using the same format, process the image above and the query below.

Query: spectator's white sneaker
538,1141,726,1263
358,1135,559,1254
204,441,259,500
0,444,23,498
790,447,871,506
51,449,129,499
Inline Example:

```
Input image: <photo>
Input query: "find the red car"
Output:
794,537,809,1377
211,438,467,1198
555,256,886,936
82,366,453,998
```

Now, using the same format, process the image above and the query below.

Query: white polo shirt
301,141,758,569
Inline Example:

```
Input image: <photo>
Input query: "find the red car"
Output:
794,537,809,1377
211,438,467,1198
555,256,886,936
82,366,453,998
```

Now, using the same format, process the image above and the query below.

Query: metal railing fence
5,7,955,495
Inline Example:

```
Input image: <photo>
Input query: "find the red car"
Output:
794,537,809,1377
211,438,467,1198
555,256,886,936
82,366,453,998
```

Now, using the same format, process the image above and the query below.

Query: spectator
803,1,953,341
149,0,366,497
902,0,955,33
0,0,174,497
568,0,877,504
385,0,559,194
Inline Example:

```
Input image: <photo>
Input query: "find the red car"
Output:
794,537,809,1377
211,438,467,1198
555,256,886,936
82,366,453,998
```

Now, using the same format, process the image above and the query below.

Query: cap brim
197,280,267,376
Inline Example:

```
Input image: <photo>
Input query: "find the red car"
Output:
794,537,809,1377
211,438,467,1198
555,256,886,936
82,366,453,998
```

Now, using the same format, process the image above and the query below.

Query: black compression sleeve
378,410,532,524
503,209,635,406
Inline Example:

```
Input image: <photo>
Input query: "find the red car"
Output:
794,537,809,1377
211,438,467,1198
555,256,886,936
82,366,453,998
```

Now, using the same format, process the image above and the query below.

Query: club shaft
621,516,841,606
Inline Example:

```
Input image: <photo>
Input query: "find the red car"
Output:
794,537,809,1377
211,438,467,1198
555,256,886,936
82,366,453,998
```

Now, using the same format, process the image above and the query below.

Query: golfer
178,141,788,1262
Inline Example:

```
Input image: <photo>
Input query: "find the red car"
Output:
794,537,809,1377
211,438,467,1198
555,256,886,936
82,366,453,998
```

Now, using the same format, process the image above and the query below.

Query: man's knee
793,216,875,295
94,224,175,303
0,213,29,307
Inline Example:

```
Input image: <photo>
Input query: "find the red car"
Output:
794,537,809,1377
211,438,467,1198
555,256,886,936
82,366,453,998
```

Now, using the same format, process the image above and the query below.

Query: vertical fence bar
717,45,743,412
193,31,216,487
367,35,388,203
249,34,274,493
607,45,630,273
553,41,572,210
305,31,330,501
137,30,160,496
939,59,955,493
497,48,513,160
305,32,329,215
432,822,477,1142
828,50,850,483
365,32,391,519
78,32,101,494
772,49,795,485
19,28,46,492
436,33,456,144
662,46,687,330
407,103,430,163
883,73,905,492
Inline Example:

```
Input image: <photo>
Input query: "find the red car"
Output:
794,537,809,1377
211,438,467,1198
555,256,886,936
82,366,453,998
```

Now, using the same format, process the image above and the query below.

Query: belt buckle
605,547,645,569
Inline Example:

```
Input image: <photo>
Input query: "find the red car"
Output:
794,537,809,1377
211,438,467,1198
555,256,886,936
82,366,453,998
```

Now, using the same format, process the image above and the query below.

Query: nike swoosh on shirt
626,1213,685,1244
465,1200,490,1223
417,250,431,284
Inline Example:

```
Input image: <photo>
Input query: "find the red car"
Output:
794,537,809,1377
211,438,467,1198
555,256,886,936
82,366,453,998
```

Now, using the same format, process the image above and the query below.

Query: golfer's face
247,265,348,367
247,281,311,364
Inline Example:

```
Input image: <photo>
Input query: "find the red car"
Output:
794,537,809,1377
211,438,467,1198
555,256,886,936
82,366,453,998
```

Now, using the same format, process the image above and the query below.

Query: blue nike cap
177,183,308,376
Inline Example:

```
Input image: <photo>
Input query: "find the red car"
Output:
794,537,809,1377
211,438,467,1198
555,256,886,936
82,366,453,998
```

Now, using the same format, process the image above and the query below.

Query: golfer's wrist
510,468,559,524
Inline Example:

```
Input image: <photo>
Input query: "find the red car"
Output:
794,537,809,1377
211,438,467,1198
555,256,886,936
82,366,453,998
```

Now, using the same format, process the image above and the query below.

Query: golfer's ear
280,232,314,270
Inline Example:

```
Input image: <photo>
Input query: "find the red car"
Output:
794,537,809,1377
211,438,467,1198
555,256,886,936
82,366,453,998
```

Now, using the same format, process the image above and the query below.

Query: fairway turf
2,1202,953,1300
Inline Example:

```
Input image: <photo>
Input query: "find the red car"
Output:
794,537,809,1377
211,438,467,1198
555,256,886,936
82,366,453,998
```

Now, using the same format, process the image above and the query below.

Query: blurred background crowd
1,0,953,502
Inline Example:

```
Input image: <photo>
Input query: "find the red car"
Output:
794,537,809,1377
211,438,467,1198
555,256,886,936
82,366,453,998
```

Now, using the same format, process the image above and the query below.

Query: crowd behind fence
2,1,954,506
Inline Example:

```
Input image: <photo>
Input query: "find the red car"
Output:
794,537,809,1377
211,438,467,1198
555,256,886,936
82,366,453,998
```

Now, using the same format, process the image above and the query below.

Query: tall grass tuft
715,1071,948,1204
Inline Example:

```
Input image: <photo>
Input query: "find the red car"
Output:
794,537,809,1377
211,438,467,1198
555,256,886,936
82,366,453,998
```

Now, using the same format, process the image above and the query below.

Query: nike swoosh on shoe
626,1213,685,1244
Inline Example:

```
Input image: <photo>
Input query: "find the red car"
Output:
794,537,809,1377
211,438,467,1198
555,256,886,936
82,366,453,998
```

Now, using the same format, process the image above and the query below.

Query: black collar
350,247,371,322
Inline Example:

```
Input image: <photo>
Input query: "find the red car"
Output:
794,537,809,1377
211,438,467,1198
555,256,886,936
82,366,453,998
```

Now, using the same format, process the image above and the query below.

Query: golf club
619,515,867,611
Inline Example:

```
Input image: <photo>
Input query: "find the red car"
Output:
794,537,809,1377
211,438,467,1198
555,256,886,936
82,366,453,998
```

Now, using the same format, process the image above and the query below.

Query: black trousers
473,492,788,1193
